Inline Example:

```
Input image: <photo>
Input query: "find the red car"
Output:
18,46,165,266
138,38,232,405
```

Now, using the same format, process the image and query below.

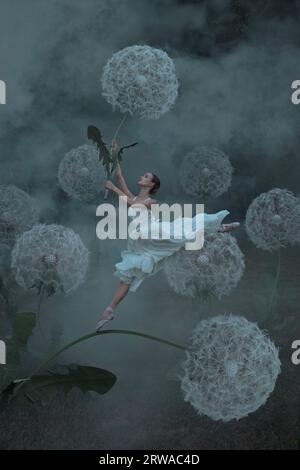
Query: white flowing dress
114,199,230,292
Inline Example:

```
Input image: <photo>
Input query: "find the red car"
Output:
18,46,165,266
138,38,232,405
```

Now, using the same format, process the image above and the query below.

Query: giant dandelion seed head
179,147,233,199
0,185,39,245
245,188,300,251
58,144,106,202
180,315,281,422
101,45,179,119
11,224,89,295
164,233,245,300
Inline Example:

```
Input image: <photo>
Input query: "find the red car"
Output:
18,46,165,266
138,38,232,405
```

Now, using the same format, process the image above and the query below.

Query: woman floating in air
96,140,240,331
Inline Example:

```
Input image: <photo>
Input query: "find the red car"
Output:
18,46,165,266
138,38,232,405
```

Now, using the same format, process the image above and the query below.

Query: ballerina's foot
219,222,240,233
96,306,114,333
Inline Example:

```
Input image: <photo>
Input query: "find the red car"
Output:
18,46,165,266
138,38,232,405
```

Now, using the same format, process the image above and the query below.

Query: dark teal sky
1,0,300,450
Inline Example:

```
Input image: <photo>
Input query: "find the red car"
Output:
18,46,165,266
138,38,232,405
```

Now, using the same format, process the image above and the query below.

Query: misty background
0,0,300,449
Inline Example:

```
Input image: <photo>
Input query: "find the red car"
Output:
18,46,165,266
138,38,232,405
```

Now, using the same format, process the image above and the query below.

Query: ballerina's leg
109,281,132,310
218,222,240,233
96,282,132,332
100,281,131,319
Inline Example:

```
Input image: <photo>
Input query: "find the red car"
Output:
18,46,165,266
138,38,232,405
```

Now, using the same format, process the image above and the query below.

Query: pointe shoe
96,306,114,332
219,222,240,233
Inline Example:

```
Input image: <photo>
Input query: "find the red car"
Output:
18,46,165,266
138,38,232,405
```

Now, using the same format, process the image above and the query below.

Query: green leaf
116,142,138,163
0,328,186,408
0,368,17,395
12,312,37,350
2,365,117,405
87,125,101,145
87,125,110,163
104,158,112,179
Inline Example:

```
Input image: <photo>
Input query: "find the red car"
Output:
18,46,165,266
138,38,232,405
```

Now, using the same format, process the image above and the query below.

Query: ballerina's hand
111,139,118,153
105,180,114,191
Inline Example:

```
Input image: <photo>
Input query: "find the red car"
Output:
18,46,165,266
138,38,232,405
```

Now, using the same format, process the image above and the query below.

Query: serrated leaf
87,125,110,162
2,365,117,405
116,142,138,163
0,327,187,408
87,125,101,145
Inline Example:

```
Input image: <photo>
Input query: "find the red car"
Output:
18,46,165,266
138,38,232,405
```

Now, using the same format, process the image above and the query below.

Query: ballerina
96,140,240,331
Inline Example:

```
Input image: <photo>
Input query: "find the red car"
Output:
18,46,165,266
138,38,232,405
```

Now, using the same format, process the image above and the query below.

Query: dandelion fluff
180,315,281,422
180,147,233,199
164,233,244,300
245,188,300,251
196,254,210,266
58,144,106,202
101,45,178,119
225,360,239,378
0,185,39,244
11,224,89,295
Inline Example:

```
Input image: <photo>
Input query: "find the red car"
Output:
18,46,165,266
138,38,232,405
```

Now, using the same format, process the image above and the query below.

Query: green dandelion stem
268,247,281,315
112,112,129,143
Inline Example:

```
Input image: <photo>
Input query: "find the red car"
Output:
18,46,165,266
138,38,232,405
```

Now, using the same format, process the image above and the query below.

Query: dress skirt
114,210,230,292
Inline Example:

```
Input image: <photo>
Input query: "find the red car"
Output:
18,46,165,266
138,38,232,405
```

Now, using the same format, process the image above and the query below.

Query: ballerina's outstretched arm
114,161,134,199
105,180,136,205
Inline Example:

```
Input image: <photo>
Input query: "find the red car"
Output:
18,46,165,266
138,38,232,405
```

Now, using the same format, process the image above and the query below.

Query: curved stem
104,112,130,200
36,286,47,340
12,329,187,399
268,247,281,316
37,286,44,320
112,112,129,142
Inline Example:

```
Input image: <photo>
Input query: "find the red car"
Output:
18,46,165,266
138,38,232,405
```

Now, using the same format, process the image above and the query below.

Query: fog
0,0,300,449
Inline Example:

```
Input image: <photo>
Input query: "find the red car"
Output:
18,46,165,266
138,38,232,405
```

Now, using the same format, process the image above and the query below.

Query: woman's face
138,172,154,190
